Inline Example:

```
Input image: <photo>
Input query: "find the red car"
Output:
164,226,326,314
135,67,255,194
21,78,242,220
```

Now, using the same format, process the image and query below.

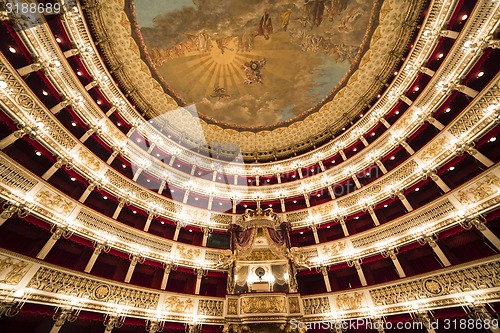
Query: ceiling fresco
133,0,381,128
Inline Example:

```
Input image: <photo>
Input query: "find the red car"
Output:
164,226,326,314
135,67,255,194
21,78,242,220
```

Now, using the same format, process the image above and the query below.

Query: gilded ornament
35,189,74,216
164,296,194,313
423,279,443,295
288,297,301,314
0,257,30,285
93,283,111,300
240,296,286,314
335,292,363,311
419,137,447,162
227,299,238,315
77,149,101,172
321,241,346,258
176,245,201,261
16,94,35,109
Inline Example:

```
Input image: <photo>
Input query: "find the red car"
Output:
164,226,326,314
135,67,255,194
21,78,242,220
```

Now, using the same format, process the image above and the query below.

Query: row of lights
10,2,477,178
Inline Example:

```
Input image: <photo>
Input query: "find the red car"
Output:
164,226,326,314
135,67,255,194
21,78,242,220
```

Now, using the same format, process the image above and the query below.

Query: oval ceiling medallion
132,0,381,129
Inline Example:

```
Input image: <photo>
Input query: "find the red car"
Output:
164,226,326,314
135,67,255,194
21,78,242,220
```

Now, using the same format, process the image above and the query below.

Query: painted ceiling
133,0,380,128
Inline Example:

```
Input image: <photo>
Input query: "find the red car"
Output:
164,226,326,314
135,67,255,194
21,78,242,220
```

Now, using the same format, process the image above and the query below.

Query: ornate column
0,130,24,150
390,189,413,212
158,178,167,195
105,106,117,117
411,309,437,333
460,215,500,251
144,205,161,232
339,149,347,161
440,29,459,39
363,203,380,226
310,223,319,244
418,233,451,267
84,80,98,91
351,173,362,189
78,180,100,203
112,198,127,220
419,66,435,77
303,193,311,207
195,268,206,294
37,226,73,260
161,262,176,290
16,62,42,76
400,141,415,155
173,223,182,241
347,258,367,286
79,128,96,143
202,227,210,246
426,117,445,131
319,266,332,292
124,253,145,283
464,302,500,333
338,217,349,237
51,99,72,115
63,48,79,58
380,117,391,128
421,169,451,193
381,248,406,278
49,306,80,333
454,141,494,167
106,145,124,165
84,241,111,273
454,83,478,98
42,157,68,181
375,160,388,174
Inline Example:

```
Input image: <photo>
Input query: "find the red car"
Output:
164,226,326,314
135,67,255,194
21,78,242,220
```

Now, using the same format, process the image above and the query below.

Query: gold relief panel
335,292,364,311
164,296,194,314
35,188,75,217
93,283,112,301
77,148,102,172
418,136,447,162
227,299,238,315
288,297,301,314
240,296,286,314
0,255,31,286
311,202,335,217
242,250,281,262
455,174,500,206
423,279,443,296
321,241,346,258
176,245,201,261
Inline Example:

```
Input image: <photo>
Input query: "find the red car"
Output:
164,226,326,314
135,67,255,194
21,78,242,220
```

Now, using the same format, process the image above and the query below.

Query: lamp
461,294,495,321
103,307,127,331
145,312,166,333
52,297,84,327
0,288,30,317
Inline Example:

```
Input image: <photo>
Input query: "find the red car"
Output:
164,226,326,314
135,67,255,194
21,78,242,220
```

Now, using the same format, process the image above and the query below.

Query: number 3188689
5,2,62,15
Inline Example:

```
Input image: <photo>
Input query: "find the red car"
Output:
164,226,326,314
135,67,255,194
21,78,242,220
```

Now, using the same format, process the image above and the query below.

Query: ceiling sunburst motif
133,0,380,128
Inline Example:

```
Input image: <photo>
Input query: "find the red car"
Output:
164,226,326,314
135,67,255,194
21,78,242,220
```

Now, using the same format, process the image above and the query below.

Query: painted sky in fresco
134,0,376,127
